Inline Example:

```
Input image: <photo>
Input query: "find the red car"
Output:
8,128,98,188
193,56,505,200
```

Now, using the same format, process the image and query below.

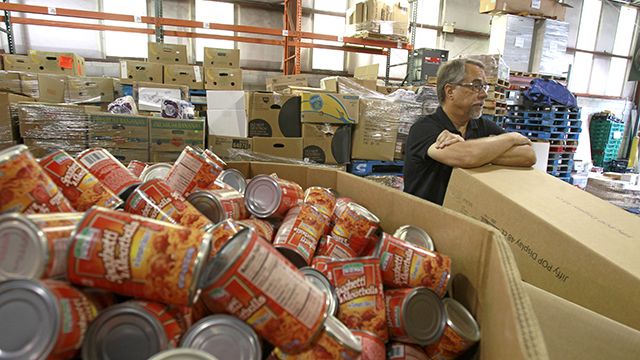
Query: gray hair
436,58,485,103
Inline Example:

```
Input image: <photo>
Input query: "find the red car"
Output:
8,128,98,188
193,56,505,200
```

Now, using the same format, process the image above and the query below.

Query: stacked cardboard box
489,15,535,73
29,50,85,76
150,117,206,162
88,112,151,162
120,60,164,84
479,0,566,20
266,74,308,92
247,92,301,138
530,19,570,76
0,92,34,148
346,0,409,41
3,55,34,72
204,48,242,90
148,41,204,90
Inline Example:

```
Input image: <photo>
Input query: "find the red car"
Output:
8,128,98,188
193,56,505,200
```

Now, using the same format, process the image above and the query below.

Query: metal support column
405,0,419,84
155,0,163,43
2,0,15,53
283,0,301,75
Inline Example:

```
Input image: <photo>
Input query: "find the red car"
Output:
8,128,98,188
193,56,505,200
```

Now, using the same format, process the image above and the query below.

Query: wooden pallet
486,90,505,101
486,77,510,88
483,107,507,116
510,71,567,82
484,98,507,108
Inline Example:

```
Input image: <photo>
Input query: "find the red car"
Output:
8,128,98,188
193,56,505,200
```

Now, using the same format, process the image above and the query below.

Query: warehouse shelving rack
0,1,413,78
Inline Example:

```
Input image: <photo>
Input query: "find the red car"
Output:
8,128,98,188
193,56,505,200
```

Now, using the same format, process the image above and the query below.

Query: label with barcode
194,66,202,83
79,150,109,168
134,15,142,23
531,0,541,9
48,7,57,15
203,22,210,29
282,30,289,36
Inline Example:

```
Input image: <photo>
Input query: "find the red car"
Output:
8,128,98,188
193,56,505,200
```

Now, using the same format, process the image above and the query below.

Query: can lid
180,314,262,360
218,169,247,194
187,191,225,224
443,298,480,342
324,315,362,354
244,175,281,218
82,302,169,360
149,349,218,360
300,267,338,316
141,163,173,182
199,228,253,289
0,213,48,280
346,202,380,224
402,287,447,346
393,225,435,252
0,279,60,360
0,144,27,162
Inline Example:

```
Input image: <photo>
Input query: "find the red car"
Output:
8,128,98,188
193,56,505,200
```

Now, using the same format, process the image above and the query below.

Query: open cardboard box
226,161,548,359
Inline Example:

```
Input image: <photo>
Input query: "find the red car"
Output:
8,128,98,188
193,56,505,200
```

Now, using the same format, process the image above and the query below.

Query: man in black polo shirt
404,58,536,205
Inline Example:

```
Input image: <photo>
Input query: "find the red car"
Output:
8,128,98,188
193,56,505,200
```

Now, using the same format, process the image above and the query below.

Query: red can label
271,177,304,218
202,149,227,170
330,204,379,257
125,179,213,232
237,218,274,242
315,235,359,260
127,160,148,178
40,150,123,211
389,342,430,360
311,256,332,275
384,288,415,341
423,325,474,360
273,205,326,266
165,146,225,197
271,326,360,360
207,188,249,221
29,213,83,279
44,280,99,360
303,187,336,219
377,233,451,297
67,207,210,306
201,230,327,354
0,146,75,214
330,198,352,227
324,258,387,341
351,330,386,360
136,300,192,348
210,219,245,255
77,148,141,197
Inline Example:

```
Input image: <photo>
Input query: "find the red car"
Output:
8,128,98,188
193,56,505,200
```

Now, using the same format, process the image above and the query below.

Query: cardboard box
489,15,535,72
3,55,34,72
120,61,164,84
346,0,409,37
302,123,352,164
150,150,181,163
204,48,240,68
207,109,247,137
266,74,308,92
207,135,253,159
443,166,640,331
480,0,566,20
206,90,246,111
320,77,377,93
204,67,242,90
523,282,640,360
18,103,91,141
107,148,150,163
37,74,67,103
248,92,301,138
23,138,89,158
65,76,117,103
164,65,204,89
29,50,85,76
0,72,39,98
150,118,206,152
148,42,188,65
0,92,34,142
224,161,548,359
252,137,302,160
136,83,189,112
88,112,150,150
300,93,359,124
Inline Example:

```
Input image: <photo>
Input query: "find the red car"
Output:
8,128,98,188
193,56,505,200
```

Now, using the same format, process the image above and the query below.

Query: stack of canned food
0,144,481,360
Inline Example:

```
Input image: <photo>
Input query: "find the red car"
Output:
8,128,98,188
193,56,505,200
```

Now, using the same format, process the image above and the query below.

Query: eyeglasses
453,81,490,93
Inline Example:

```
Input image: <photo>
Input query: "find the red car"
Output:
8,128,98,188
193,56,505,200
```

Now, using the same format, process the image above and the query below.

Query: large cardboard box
29,51,85,76
480,0,566,20
302,123,352,164
346,0,409,37
107,148,150,163
207,135,253,159
164,65,204,89
225,161,548,359
443,166,640,331
150,118,206,152
37,74,67,103
18,103,91,141
206,110,247,138
120,61,164,84
65,76,117,103
0,92,34,143
204,67,242,90
300,93,359,124
148,42,188,65
88,113,150,150
0,72,39,98
320,77,377,93
252,137,302,160
204,48,240,68
150,150,181,163
248,92,301,137
3,55,34,72
266,74,308,92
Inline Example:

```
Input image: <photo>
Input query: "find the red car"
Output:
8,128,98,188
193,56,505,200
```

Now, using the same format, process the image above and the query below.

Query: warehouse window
312,13,346,71
194,1,235,62
576,0,602,51
417,0,440,26
103,0,148,58
314,0,347,12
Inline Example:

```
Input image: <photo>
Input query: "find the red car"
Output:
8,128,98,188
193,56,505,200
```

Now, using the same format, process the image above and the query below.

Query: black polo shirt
403,107,505,205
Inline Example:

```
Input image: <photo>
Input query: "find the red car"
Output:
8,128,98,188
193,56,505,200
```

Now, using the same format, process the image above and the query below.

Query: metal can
150,349,218,360
315,235,359,260
244,174,303,218
0,212,82,280
209,218,245,255
125,179,213,232
79,287,118,311
141,163,173,182
388,342,430,360
300,267,339,317
273,205,327,268
375,233,451,297
180,314,262,360
0,145,75,214
165,146,225,197
310,256,333,275
39,150,123,211
384,287,446,345
127,160,149,178
423,298,481,360
0,279,98,360
330,202,380,256
82,300,192,360
303,186,336,219
351,330,386,360
202,149,227,171
66,206,212,306
324,257,388,341
217,168,247,194
393,225,435,252
76,147,141,201
187,188,249,224
199,228,328,354
237,217,275,242
330,197,352,226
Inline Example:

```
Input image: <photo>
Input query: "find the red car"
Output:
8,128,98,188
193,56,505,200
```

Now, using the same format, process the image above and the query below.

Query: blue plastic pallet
350,160,404,177
548,169,572,177
548,152,575,160
547,158,574,167
507,104,580,113
503,117,582,128
558,176,573,184
503,122,582,134
505,128,551,140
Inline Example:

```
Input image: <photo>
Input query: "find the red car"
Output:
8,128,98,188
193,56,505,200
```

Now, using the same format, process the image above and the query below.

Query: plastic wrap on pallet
17,103,91,141
465,54,510,82
530,20,569,76
585,176,640,211
23,138,88,159
0,71,39,98
364,174,404,191
489,15,534,73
